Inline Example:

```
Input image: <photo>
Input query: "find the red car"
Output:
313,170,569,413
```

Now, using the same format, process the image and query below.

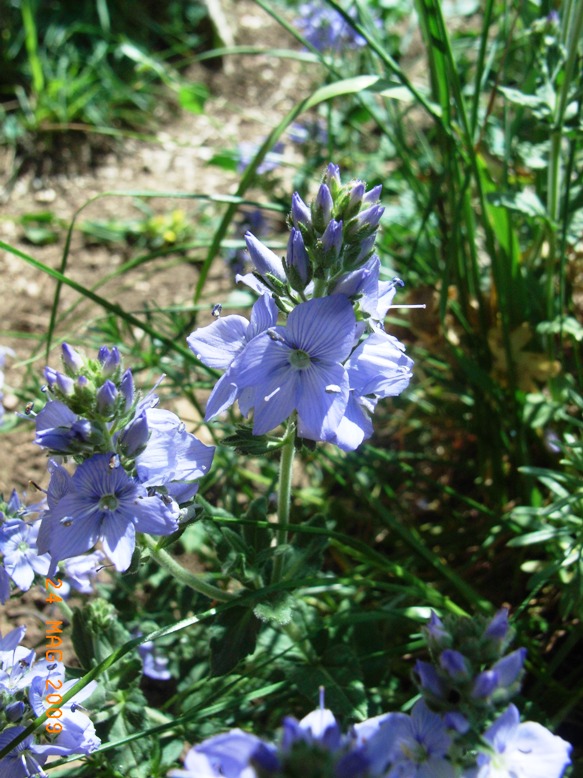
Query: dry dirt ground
0,0,309,496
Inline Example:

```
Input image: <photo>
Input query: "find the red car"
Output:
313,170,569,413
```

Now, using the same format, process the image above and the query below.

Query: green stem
312,278,328,298
271,423,296,584
142,534,234,602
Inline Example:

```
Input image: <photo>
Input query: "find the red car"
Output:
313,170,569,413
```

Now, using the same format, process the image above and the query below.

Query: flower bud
312,183,334,232
440,649,470,681
322,162,341,195
245,232,286,282
98,346,121,377
472,670,498,699
286,228,310,290
96,380,118,417
346,203,384,240
44,366,58,389
61,343,84,375
362,184,382,206
118,412,149,457
424,611,450,651
120,369,135,411
484,608,510,644
320,218,343,266
414,660,446,700
291,192,312,230
56,372,75,397
490,648,526,689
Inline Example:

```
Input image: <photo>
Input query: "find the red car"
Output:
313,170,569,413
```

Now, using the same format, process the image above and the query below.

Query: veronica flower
364,701,455,778
61,550,105,595
238,140,285,175
37,453,179,572
230,294,356,440
0,520,51,592
137,638,172,681
28,676,100,755
294,3,367,51
332,331,414,451
134,407,216,503
0,727,49,778
192,729,269,778
470,704,571,778
188,294,278,421
34,399,95,455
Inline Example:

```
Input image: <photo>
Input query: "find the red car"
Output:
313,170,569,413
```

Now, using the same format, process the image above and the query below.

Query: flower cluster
294,2,367,51
168,698,571,778
414,609,527,732
169,613,572,778
0,626,100,777
30,344,214,573
188,164,413,450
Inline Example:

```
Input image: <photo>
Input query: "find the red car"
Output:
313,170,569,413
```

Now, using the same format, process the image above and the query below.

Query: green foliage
0,0,210,146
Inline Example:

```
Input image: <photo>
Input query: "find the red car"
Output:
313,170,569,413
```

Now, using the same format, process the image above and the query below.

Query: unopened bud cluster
288,163,383,286
415,609,526,733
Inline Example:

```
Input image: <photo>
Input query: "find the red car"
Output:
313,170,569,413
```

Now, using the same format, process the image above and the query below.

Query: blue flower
231,295,356,440
238,140,285,174
37,453,179,572
331,331,414,451
188,294,279,421
364,701,455,778
34,399,95,454
134,407,215,503
0,519,50,591
0,727,49,778
294,3,367,52
469,704,571,778
29,676,100,756
61,550,105,594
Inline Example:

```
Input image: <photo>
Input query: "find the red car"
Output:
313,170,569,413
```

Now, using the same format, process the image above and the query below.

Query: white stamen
264,387,281,402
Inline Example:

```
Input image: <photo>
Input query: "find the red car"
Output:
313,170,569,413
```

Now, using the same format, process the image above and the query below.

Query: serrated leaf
209,607,260,676
253,592,294,625
222,426,281,456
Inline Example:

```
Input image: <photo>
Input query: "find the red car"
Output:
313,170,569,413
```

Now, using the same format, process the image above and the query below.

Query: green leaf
207,150,239,171
498,85,552,115
537,317,583,342
487,189,548,220
253,592,294,625
209,607,260,676
222,426,282,456
178,83,208,114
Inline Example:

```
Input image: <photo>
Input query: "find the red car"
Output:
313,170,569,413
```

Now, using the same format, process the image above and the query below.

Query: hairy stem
271,423,296,584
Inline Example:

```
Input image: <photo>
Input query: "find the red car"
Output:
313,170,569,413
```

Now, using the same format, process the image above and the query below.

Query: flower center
18,541,29,552
99,494,119,512
289,349,311,370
